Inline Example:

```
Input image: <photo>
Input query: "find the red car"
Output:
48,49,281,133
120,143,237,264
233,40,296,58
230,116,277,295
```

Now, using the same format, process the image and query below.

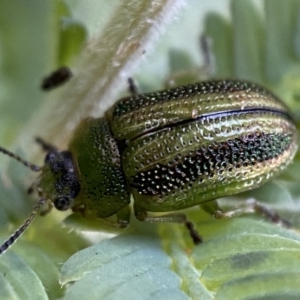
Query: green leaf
0,252,48,300
60,235,190,300
0,0,56,145
216,273,300,299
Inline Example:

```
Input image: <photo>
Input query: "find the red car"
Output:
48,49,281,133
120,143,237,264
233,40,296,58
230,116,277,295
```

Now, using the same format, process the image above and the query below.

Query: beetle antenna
0,198,46,256
0,146,42,172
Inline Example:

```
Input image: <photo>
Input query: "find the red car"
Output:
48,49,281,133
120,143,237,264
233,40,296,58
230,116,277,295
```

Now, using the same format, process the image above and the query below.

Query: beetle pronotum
0,79,297,255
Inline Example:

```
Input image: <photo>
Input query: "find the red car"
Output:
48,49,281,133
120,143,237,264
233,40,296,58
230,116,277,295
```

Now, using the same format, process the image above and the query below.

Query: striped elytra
0,79,297,254
113,80,297,211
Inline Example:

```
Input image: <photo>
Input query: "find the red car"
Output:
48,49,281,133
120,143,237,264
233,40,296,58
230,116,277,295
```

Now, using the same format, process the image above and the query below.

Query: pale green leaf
0,252,48,300
61,235,190,300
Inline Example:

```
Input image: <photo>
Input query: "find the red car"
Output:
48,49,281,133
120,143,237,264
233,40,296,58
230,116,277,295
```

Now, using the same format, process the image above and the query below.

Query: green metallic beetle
0,79,298,254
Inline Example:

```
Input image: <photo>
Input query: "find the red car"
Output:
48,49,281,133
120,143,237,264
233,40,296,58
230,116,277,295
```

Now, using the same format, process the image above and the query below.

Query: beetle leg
94,205,131,228
35,137,58,152
127,77,139,96
200,200,221,215
98,217,130,229
213,198,291,227
73,204,131,228
134,205,202,244
115,204,131,228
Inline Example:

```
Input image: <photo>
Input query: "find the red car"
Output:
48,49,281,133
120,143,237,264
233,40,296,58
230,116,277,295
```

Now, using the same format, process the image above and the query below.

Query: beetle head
0,145,81,255
37,150,80,211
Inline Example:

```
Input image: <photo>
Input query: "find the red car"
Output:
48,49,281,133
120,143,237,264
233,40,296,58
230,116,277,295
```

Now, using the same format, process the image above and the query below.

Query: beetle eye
54,197,70,211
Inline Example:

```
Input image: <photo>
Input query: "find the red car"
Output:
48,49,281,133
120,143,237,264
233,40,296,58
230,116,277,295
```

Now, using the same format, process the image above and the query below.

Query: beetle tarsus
185,220,203,245
249,200,291,228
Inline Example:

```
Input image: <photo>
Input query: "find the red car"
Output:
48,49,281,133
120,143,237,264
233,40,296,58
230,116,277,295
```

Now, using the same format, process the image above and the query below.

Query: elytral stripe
130,107,294,140
111,80,290,140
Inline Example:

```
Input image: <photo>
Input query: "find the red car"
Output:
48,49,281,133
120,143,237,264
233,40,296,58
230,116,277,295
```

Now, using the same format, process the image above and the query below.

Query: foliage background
0,0,300,299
